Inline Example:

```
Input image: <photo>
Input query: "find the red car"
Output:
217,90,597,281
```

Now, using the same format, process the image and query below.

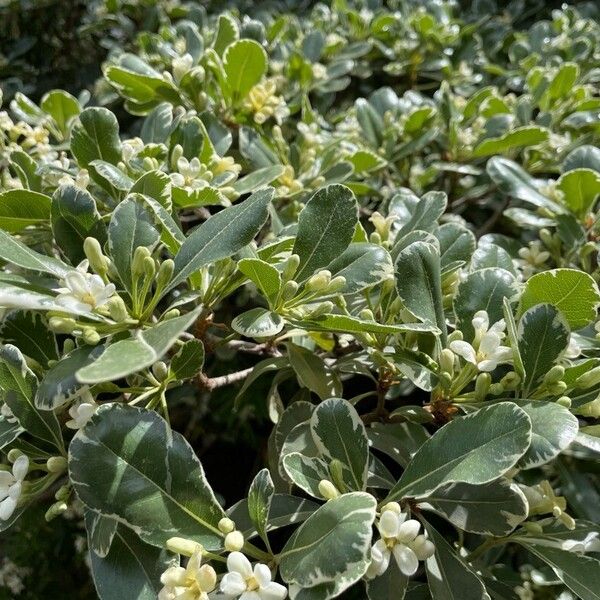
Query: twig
198,367,255,391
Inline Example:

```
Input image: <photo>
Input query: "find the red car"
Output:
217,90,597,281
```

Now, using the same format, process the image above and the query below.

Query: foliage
1,1,600,599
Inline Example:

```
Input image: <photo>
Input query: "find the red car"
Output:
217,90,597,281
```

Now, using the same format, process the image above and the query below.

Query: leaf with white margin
35,345,104,410
0,417,23,449
418,479,528,535
515,401,579,469
88,520,172,600
76,307,201,383
0,229,72,278
0,344,63,450
310,397,369,491
231,307,284,338
283,453,330,498
518,543,600,600
69,403,225,549
366,560,409,600
279,492,376,589
291,314,439,336
423,521,491,600
85,510,118,558
247,468,274,546
517,304,570,394
386,403,531,501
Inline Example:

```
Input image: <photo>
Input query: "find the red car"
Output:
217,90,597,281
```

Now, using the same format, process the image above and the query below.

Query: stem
199,367,254,391
465,536,509,562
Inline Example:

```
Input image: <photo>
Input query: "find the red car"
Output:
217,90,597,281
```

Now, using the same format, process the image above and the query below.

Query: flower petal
393,544,419,577
227,551,253,578
220,571,246,595
12,455,29,481
449,341,477,364
259,581,288,600
0,496,17,521
254,563,272,587
396,519,421,544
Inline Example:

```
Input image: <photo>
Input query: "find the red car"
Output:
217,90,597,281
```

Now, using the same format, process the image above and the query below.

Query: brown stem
198,367,255,391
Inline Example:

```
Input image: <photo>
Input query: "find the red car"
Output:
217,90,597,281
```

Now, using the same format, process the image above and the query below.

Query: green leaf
232,307,284,338
454,268,517,339
392,190,447,243
387,402,531,501
472,126,548,157
282,453,329,498
52,185,107,264
436,223,476,268
0,189,51,232
423,521,491,600
170,188,273,290
76,308,201,384
517,304,570,393
418,479,528,535
40,89,80,134
233,165,286,195
35,345,104,410
293,185,358,282
293,314,438,336
520,543,600,600
520,269,600,329
108,197,159,293
326,243,393,295
0,417,23,449
213,14,239,55
515,401,579,469
395,241,447,344
136,193,184,255
279,492,376,590
0,311,58,366
367,561,408,600
287,342,342,400
310,398,369,491
557,168,600,217
487,157,562,212
247,468,274,546
71,107,122,168
170,339,204,380
238,258,282,306
86,511,117,558
69,403,225,548
90,160,134,193
503,297,525,380
0,344,63,450
0,228,72,278
223,39,268,99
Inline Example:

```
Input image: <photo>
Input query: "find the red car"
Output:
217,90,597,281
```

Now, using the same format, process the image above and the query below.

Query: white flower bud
166,537,204,557
306,270,331,293
218,517,235,534
318,479,339,500
46,456,67,474
380,502,402,515
224,530,245,552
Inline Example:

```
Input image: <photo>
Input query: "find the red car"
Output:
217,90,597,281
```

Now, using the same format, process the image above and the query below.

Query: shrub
0,1,600,599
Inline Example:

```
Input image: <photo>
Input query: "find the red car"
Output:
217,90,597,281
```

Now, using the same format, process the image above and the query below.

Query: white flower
220,552,287,600
366,506,434,579
449,310,512,372
0,455,28,521
159,550,217,600
173,53,194,83
170,157,207,192
564,336,581,359
517,241,550,278
122,137,144,162
55,260,115,314
65,390,98,430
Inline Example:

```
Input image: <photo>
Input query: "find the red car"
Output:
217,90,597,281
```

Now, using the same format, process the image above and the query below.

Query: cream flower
366,506,434,579
55,260,115,314
159,550,217,600
65,390,98,430
449,310,512,372
220,552,287,600
170,157,207,192
0,455,28,521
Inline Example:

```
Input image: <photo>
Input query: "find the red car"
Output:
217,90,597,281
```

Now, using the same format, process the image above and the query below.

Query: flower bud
282,254,300,281
306,270,331,293
107,296,130,322
156,259,175,289
328,458,346,493
439,349,455,374
163,308,181,320
326,276,346,294
132,246,151,277
143,256,156,279
49,317,77,334
556,396,571,408
307,301,333,318
46,456,67,474
547,381,567,395
522,522,544,535
55,485,71,502
575,366,600,389
224,530,244,552
577,397,600,418
543,365,565,385
281,280,299,301
45,501,68,522
83,237,108,275
359,308,374,321
500,371,521,391
447,330,463,343
380,502,402,515
63,338,75,354
489,383,504,395
318,479,339,501
218,517,236,534
82,327,101,345
152,361,169,382
475,372,491,400
7,449,23,463
166,537,204,557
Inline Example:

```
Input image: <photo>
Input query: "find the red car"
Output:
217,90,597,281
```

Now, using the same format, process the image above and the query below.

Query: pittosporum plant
1,1,600,599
